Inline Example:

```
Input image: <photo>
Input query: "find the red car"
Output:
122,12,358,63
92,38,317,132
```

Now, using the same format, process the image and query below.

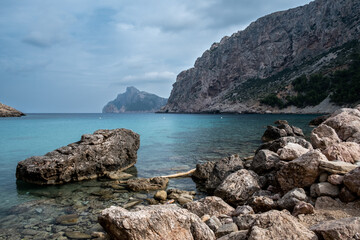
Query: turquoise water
0,113,317,237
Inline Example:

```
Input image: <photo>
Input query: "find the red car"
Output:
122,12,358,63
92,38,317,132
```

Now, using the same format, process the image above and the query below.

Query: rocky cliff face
103,87,167,113
0,103,25,117
161,0,360,113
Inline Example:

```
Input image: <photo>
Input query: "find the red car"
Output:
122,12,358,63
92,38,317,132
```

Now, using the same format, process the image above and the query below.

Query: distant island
0,102,25,117
102,86,168,113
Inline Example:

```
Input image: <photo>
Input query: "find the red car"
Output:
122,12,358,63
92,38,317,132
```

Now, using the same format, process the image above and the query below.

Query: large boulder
310,124,341,150
250,150,281,174
16,129,140,185
277,143,310,161
343,167,360,196
185,196,234,218
277,188,307,210
277,151,326,192
310,217,360,240
98,205,215,240
214,169,260,206
257,136,313,154
322,142,360,163
261,125,287,142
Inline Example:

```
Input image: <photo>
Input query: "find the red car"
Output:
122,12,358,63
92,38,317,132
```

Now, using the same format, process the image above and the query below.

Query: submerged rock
98,205,215,240
16,128,140,185
126,177,169,191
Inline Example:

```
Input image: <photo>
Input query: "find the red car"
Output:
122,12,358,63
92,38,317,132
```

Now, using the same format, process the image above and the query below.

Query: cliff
160,0,360,114
0,103,25,117
103,87,168,113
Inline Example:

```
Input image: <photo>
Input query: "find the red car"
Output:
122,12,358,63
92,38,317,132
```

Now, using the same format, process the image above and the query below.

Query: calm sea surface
0,113,317,236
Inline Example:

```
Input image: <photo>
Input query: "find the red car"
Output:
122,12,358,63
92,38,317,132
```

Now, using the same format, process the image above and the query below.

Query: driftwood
160,168,196,179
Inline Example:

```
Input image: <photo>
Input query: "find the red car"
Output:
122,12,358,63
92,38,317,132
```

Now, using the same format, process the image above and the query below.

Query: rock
277,188,307,210
291,126,305,137
261,125,287,142
310,182,340,198
323,108,360,143
192,161,216,180
277,143,309,161
319,160,357,174
310,217,360,240
310,124,341,150
309,114,330,126
167,189,196,199
322,142,360,163
314,196,342,209
217,231,248,240
154,190,167,201
177,195,194,205
123,200,142,209
16,129,140,185
343,167,360,196
185,196,234,218
339,187,357,203
105,171,133,180
214,169,260,206
215,223,238,238
65,232,92,239
257,136,313,154
250,150,281,174
231,205,255,217
126,177,169,191
248,196,276,213
206,216,222,232
0,102,25,117
319,173,328,182
292,201,314,217
274,120,288,125
277,151,326,192
201,214,210,222
55,214,78,225
327,174,344,185
98,205,215,240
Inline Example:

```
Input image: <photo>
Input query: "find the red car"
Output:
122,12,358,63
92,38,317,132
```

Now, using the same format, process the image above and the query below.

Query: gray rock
231,205,255,217
322,142,360,164
192,161,215,180
310,124,341,150
206,216,222,232
250,150,281,174
327,174,344,185
16,129,140,185
310,182,340,198
217,231,248,240
277,143,310,161
98,205,215,240
261,126,287,142
319,173,328,182
319,160,357,174
126,177,169,191
185,196,234,218
215,223,238,238
343,167,360,196
257,136,313,154
248,196,276,213
292,201,314,217
310,217,360,240
64,232,92,239
277,188,307,210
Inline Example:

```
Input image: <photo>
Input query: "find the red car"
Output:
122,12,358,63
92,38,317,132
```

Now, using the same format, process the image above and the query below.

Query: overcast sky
0,0,312,113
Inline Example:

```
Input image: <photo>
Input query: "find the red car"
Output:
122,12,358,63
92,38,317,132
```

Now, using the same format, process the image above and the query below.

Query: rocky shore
0,102,25,117
98,105,360,240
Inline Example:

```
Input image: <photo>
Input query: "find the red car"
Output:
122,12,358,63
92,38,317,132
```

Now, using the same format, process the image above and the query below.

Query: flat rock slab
310,217,360,240
16,128,140,185
319,160,357,174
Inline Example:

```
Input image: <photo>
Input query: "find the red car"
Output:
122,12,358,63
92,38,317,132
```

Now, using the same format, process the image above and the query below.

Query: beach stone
126,177,168,191
167,189,195,200
277,142,309,161
277,150,325,192
123,200,142,209
343,167,360,196
315,196,342,209
215,223,238,238
217,231,248,240
65,231,92,239
257,136,313,154
339,187,357,203
98,205,215,240
327,174,344,185
250,150,281,174
177,195,194,205
310,217,360,240
319,160,357,174
322,142,360,163
185,196,234,217
277,188,307,210
292,201,314,217
16,128,140,185
261,125,287,142
231,205,254,217
154,190,167,201
55,214,78,225
206,216,222,232
214,169,260,206
310,124,341,150
311,182,340,197
248,196,276,213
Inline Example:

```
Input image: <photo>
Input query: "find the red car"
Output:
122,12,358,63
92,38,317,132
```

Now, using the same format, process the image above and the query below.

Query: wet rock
310,182,339,198
319,160,357,174
16,129,140,185
292,201,314,217
214,169,260,206
123,200,142,209
322,142,360,163
98,205,215,240
55,214,78,225
185,196,234,217
327,174,344,185
146,198,159,205
343,167,360,196
261,125,287,142
215,223,238,238
277,143,309,161
154,190,167,201
339,187,357,203
257,136,313,154
250,150,281,174
277,188,307,210
217,231,248,240
126,177,169,191
231,205,254,217
249,196,276,213
192,161,215,180
310,124,341,150
65,231,92,239
310,217,360,240
277,151,326,192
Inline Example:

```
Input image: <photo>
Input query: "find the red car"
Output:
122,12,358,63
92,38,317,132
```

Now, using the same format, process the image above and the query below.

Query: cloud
113,71,176,85
23,31,63,48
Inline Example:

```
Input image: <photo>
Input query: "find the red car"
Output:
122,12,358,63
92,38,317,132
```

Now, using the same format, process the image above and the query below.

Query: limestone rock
98,205,215,240
16,128,140,185
0,102,25,117
248,196,276,213
314,196,342,210
310,182,340,198
185,196,234,218
261,126,287,142
154,190,167,201
277,143,310,161
319,160,357,174
231,205,255,217
257,136,313,154
215,223,238,238
310,217,360,240
65,231,92,239
214,169,260,206
310,124,341,150
322,142,360,163
277,188,307,210
277,151,326,192
327,174,344,185
192,161,215,180
250,150,281,174
217,231,248,240
127,177,169,191
206,216,222,232
292,201,314,217
343,167,360,196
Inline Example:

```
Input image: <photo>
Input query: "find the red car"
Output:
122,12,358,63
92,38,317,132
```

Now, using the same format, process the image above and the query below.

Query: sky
0,0,312,113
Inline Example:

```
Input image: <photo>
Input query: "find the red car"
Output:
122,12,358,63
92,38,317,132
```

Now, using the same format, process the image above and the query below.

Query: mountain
103,87,168,113
160,0,360,114
0,103,25,117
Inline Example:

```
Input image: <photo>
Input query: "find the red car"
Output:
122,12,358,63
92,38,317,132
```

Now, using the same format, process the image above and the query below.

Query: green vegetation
260,94,285,108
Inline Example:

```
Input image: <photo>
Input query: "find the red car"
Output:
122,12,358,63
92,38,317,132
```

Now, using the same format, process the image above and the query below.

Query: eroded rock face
16,129,140,185
185,196,234,218
310,217,360,240
98,205,215,240
257,136,313,154
322,142,360,163
343,167,360,196
310,124,341,150
277,143,310,161
250,150,281,174
127,177,169,192
0,102,25,117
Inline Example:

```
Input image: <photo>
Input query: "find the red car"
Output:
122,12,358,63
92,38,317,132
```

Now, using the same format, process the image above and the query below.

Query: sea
0,113,317,238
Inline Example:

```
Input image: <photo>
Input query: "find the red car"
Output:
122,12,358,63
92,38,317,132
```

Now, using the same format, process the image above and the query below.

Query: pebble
55,214,79,225
65,231,92,239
